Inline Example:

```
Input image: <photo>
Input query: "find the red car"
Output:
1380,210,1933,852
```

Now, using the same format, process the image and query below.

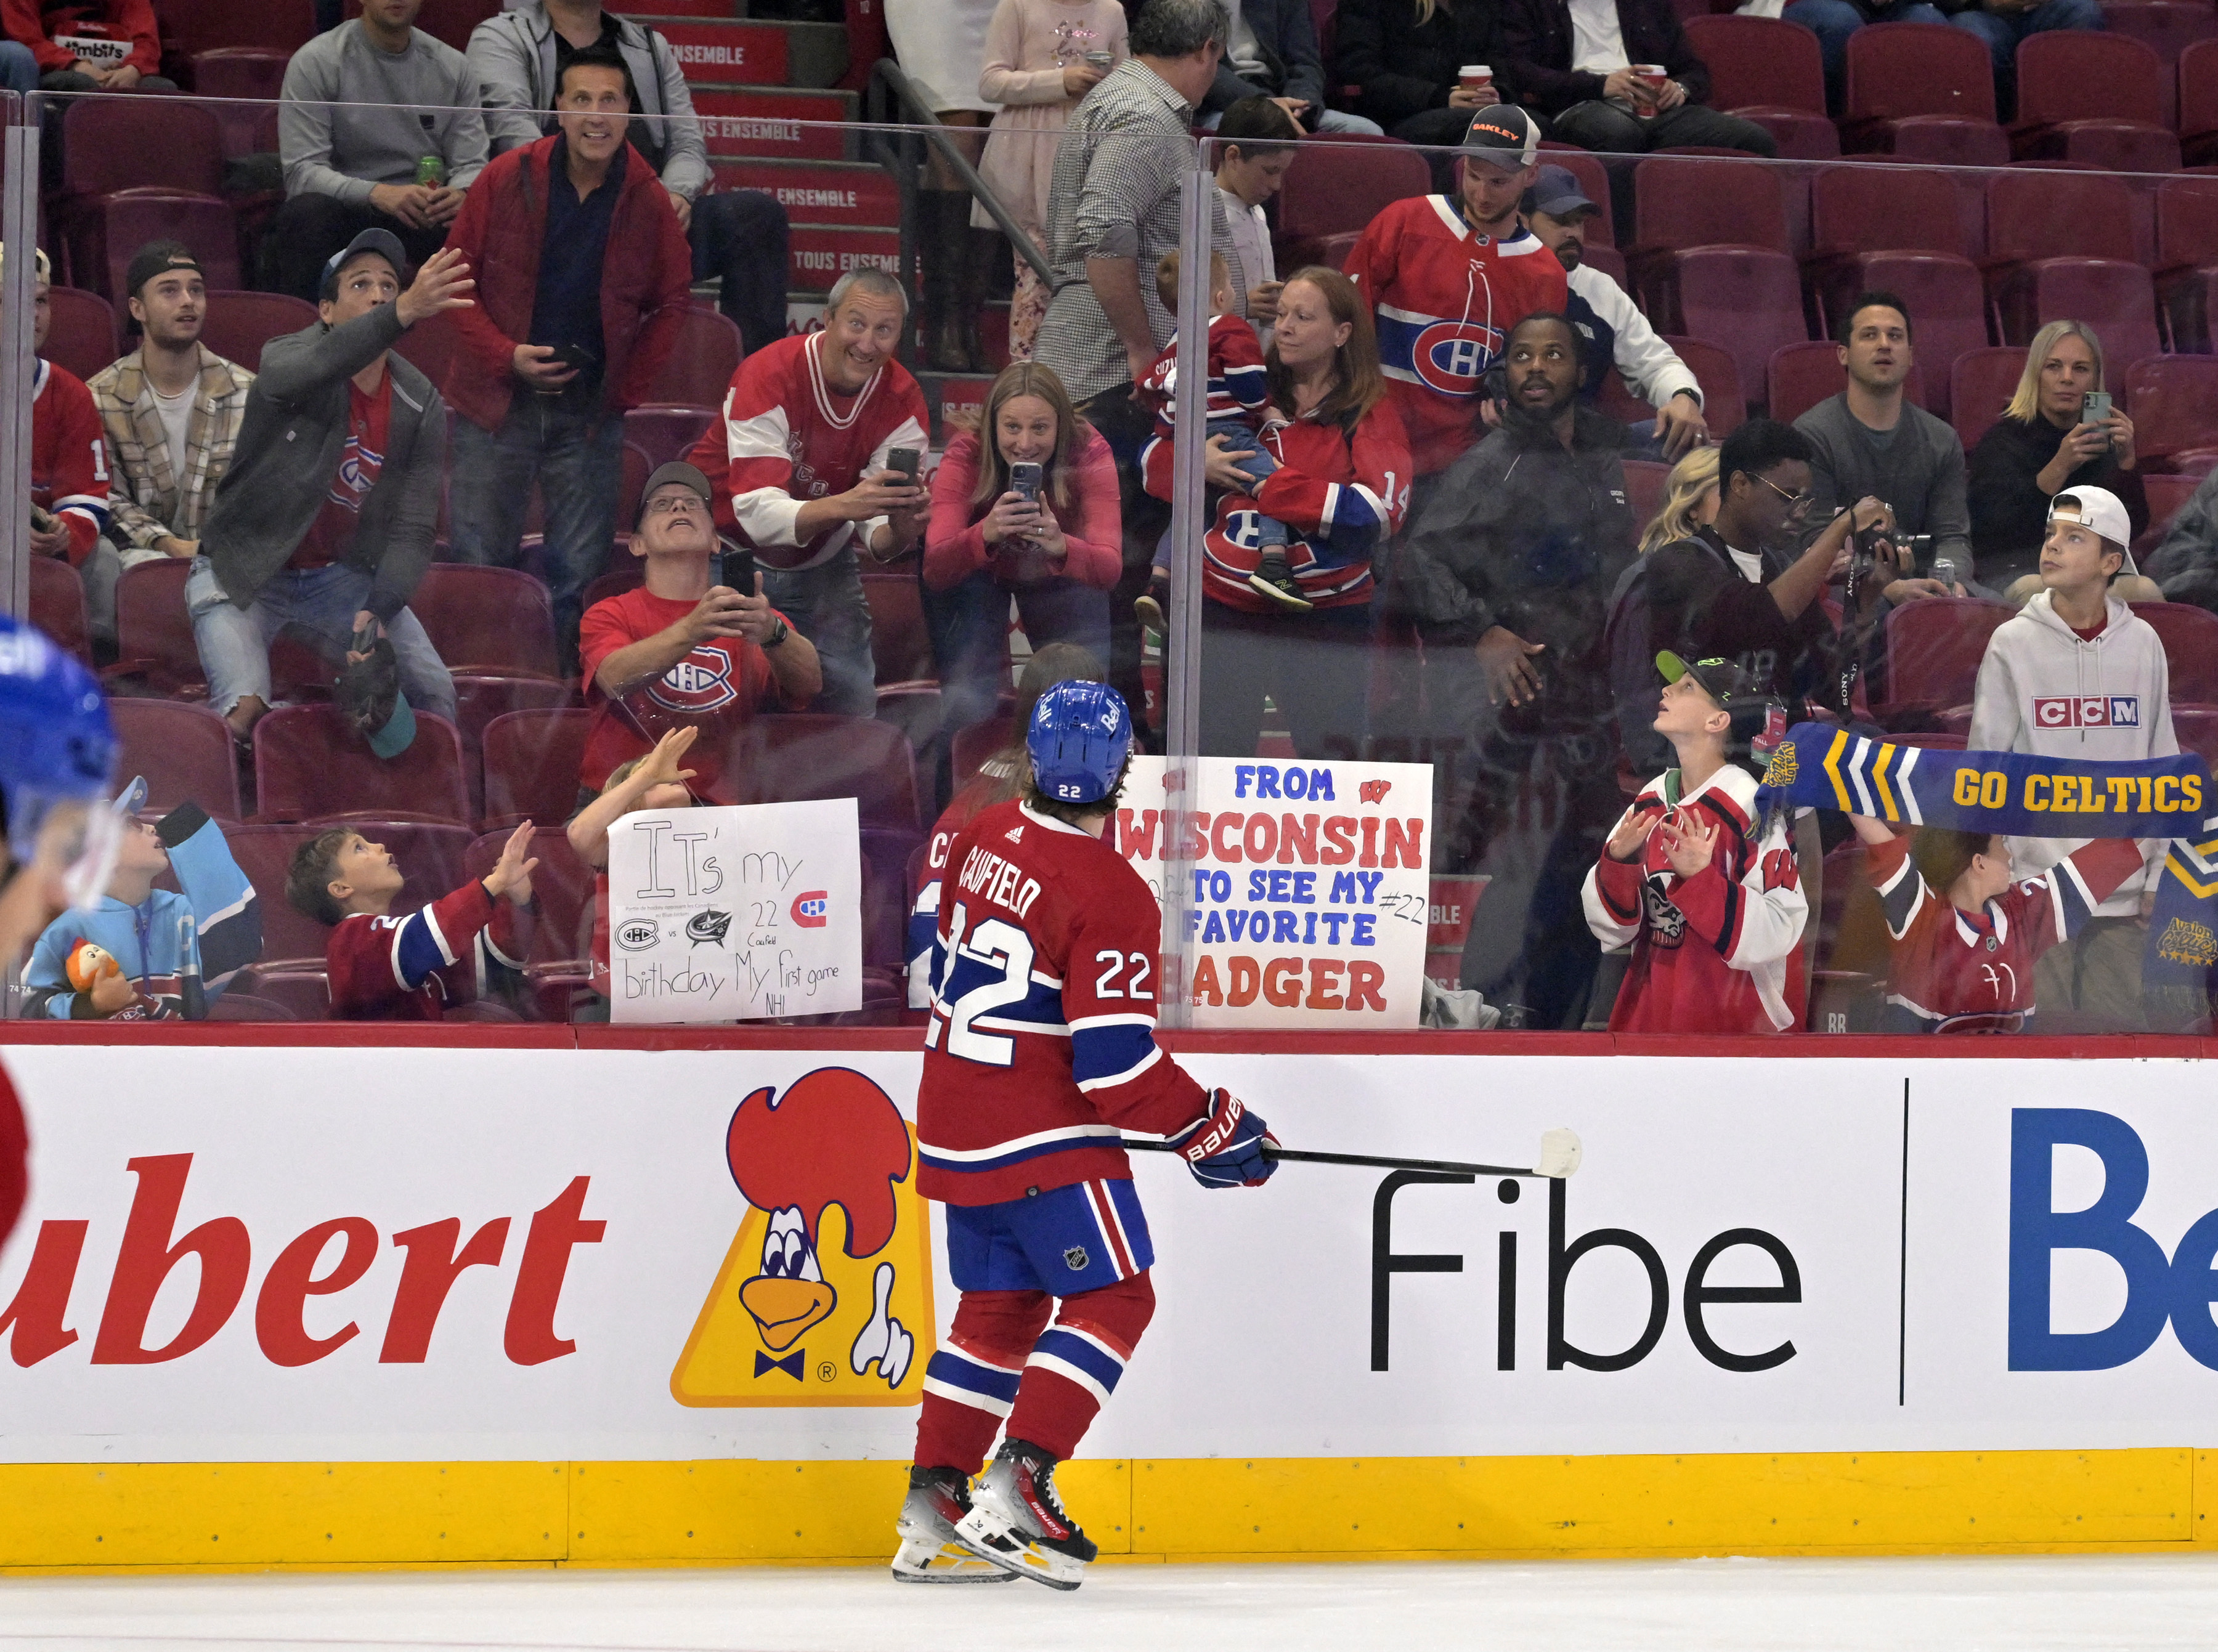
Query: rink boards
1,1025,2216,1569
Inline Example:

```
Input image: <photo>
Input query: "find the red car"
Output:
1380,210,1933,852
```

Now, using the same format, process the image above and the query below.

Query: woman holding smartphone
924,361,1123,744
1967,320,2147,593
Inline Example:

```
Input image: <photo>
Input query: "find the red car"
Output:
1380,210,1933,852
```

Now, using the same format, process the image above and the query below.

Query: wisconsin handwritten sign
606,799,862,1024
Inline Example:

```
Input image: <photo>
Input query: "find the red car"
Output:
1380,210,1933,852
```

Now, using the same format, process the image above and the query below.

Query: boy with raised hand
1969,486,2176,1030
288,819,536,1020
1846,814,2143,1034
1583,652,1807,1034
22,778,260,1021
567,724,699,1007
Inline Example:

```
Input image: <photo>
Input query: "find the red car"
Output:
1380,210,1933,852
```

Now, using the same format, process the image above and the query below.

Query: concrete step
692,85,857,161
635,15,850,88
711,157,900,228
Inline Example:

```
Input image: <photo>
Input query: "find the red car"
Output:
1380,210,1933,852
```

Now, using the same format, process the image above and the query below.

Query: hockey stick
1123,1127,1583,1181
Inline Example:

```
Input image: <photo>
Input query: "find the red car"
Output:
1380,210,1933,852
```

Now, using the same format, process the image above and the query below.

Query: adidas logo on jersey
1005,825,1024,843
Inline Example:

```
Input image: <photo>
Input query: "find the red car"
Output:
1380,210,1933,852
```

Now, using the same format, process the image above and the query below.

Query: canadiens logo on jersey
649,649,740,713
672,1067,935,1406
2033,695,2140,729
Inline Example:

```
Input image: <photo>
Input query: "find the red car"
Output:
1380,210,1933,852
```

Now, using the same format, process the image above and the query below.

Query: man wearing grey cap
575,461,823,801
188,233,474,745
1520,164,1706,461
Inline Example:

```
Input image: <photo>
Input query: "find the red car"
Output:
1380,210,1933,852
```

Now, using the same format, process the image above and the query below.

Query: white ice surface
4,1556,2218,1651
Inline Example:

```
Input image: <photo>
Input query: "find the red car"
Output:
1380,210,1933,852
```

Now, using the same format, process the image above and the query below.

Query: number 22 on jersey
930,900,1037,1067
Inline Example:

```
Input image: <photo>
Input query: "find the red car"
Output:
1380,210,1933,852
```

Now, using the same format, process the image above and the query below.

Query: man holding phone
436,41,694,668
684,267,932,717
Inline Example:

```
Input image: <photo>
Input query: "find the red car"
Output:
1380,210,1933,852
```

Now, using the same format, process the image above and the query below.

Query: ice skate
952,1438,1097,1590
1247,550,1311,611
892,1465,1018,1583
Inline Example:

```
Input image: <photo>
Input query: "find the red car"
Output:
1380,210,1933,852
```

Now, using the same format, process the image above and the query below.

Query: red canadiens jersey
685,334,929,571
326,881,525,1021
918,798,1212,1205
1139,312,1270,429
1342,195,1567,476
907,759,1017,1009
1582,764,1808,1034
33,360,110,566
1142,402,1410,613
1865,832,2143,1033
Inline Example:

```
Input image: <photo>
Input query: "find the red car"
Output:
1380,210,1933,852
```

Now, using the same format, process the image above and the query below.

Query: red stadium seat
408,564,561,678
481,707,593,828
1842,22,2003,161
59,97,225,203
169,1,313,55
625,404,718,470
1682,15,1838,159
2100,0,2218,76
642,306,743,410
1983,171,2153,360
707,713,922,827
1620,460,1672,541
2155,175,2218,350
1809,165,1972,262
1272,134,1434,267
1984,169,2137,267
2185,39,2218,166
2123,355,2218,470
226,820,476,968
190,48,287,158
1659,336,1747,436
1768,341,1933,424
863,569,938,686
2139,471,2202,547
2012,32,2177,171
2175,705,2218,770
1629,155,1789,257
28,556,90,666
453,674,575,756
110,698,245,823
197,290,316,372
1646,248,1809,421
43,286,117,383
109,558,203,697
253,705,472,825
2130,601,2218,700
1951,346,2028,451
1874,597,2017,719
464,827,597,971
1995,258,2162,374
70,191,242,304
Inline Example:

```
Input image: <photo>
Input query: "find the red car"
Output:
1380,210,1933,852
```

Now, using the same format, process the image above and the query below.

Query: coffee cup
1084,50,1113,69
1459,63,1493,93
1633,63,1668,102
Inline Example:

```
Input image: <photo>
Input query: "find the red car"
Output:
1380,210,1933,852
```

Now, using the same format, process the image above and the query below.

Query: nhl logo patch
1063,1245,1090,1272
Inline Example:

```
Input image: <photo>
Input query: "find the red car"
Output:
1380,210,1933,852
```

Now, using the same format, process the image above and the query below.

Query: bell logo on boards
669,1067,934,1406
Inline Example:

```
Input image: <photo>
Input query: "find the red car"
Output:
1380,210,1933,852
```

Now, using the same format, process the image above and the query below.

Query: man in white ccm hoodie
1969,486,2176,1030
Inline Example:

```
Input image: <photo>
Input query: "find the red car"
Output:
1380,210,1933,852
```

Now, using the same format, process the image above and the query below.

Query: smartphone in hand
2082,391,2113,451
1009,460,1044,504
885,447,922,487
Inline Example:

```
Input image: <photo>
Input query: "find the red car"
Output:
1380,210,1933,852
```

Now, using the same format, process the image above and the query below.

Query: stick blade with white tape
1536,1128,1582,1179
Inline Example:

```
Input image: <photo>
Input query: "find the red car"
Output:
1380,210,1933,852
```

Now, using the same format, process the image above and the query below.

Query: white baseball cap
2049,486,2137,574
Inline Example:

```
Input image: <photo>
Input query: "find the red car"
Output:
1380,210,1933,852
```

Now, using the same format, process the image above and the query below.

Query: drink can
1084,49,1113,68
1459,63,1493,92
415,155,445,187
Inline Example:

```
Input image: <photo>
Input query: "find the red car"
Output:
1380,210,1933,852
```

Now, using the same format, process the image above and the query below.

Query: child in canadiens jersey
287,821,536,1019
897,681,1277,1590
1136,251,1309,615
1584,652,1809,1034
1846,815,2143,1033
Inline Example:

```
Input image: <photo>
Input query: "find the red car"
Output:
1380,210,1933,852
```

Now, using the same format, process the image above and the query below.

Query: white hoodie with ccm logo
1968,589,2177,915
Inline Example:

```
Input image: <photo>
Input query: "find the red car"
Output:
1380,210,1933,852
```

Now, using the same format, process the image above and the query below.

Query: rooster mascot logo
671,1067,935,1406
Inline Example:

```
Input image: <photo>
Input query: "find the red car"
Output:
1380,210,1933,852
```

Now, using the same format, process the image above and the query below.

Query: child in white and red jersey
1584,652,1808,1034
288,821,534,1021
1848,814,2143,1034
895,681,1276,1592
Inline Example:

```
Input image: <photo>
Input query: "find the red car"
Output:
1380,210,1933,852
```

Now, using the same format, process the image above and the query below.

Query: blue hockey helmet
0,612,120,909
1026,679,1133,806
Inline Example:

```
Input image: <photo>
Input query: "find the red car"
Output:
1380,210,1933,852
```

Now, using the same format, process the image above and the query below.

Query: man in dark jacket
435,41,694,664
1330,0,1507,147
188,230,471,743
1402,311,1637,1026
1493,0,1776,155
1204,0,1384,134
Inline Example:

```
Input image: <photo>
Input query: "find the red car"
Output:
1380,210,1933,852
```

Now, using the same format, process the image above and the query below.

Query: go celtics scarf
1755,723,2211,838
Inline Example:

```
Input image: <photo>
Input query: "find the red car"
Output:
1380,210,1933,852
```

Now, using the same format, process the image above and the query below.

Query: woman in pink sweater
924,362,1121,743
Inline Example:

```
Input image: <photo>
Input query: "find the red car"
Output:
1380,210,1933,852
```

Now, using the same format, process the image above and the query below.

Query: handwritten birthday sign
607,800,862,1024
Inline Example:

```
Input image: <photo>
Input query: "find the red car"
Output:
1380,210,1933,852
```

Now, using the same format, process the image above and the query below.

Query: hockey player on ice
0,613,124,1252
895,681,1277,1590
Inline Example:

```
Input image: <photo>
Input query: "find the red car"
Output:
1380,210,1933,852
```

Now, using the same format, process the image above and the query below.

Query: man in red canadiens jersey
686,267,932,716
895,681,1277,1590
1583,653,1808,1034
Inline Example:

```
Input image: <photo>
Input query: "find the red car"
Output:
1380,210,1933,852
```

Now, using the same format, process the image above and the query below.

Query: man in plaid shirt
86,243,253,649
1031,0,1234,725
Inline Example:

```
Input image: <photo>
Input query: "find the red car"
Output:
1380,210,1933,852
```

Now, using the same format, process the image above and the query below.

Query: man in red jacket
434,40,692,666
1,0,169,91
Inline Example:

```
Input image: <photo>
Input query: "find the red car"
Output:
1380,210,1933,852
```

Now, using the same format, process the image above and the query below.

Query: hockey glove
1169,1088,1278,1189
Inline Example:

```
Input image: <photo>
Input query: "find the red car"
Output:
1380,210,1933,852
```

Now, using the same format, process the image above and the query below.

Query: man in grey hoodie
1968,486,2177,1029
187,231,474,744
468,0,791,357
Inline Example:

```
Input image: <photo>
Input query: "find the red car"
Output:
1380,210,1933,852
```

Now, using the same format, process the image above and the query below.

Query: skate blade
891,1537,1020,1583
952,1507,1086,1591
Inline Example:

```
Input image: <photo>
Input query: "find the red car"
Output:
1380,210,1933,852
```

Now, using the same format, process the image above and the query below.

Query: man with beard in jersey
0,614,123,1249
